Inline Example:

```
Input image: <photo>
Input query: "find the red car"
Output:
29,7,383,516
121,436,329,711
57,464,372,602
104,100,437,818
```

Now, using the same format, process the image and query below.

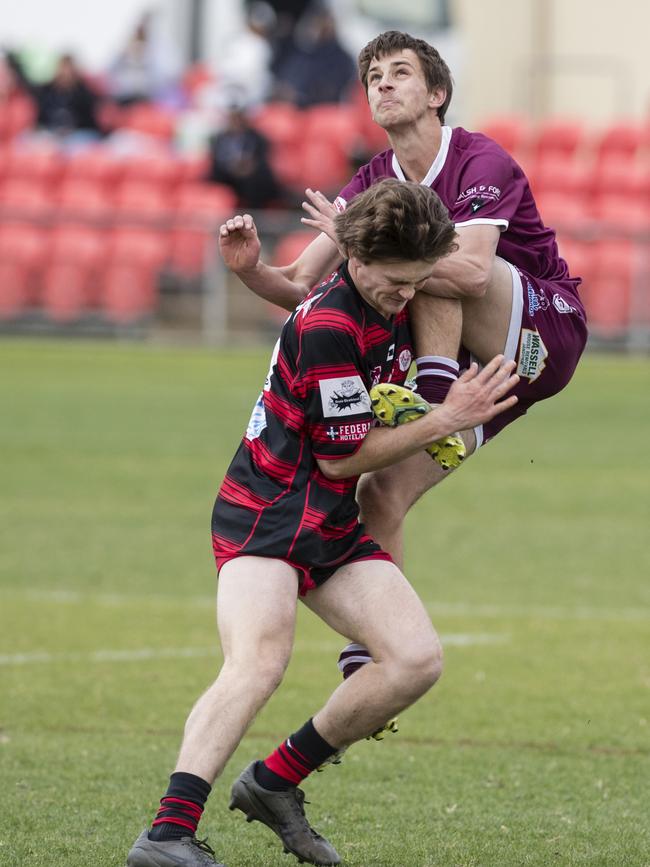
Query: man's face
366,49,443,130
349,257,434,318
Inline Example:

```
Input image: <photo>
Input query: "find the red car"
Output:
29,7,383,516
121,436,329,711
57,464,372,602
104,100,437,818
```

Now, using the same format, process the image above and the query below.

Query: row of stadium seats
478,116,650,164
0,145,209,189
0,224,173,324
0,218,647,335
0,177,235,223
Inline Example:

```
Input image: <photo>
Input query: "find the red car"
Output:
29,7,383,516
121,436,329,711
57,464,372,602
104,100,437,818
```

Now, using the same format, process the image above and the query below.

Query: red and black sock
148,771,211,842
255,718,337,791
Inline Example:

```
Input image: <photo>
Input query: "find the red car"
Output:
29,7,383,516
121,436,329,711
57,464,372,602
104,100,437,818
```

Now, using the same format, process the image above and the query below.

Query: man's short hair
334,179,457,264
358,30,453,124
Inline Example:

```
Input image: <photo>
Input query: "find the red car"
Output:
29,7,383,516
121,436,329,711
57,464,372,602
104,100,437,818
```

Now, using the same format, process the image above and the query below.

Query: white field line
9,588,650,623
0,634,508,667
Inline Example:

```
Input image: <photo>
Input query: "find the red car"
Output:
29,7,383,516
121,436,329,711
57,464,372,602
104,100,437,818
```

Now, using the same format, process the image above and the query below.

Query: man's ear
428,88,446,110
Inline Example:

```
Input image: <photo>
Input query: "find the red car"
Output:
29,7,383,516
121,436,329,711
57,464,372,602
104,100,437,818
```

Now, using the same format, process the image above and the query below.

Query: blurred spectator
216,2,276,109
107,11,183,107
31,53,102,144
0,50,36,140
206,103,282,209
272,4,356,107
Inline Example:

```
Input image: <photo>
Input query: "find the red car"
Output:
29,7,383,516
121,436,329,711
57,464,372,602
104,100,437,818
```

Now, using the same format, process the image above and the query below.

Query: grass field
1,339,649,867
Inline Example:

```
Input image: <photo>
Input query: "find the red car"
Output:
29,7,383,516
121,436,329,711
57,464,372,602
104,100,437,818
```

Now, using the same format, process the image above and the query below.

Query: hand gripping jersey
211,262,413,586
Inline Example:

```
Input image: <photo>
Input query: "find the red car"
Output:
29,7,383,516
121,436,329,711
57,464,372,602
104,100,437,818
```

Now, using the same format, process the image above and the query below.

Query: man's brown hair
358,30,453,124
334,179,457,264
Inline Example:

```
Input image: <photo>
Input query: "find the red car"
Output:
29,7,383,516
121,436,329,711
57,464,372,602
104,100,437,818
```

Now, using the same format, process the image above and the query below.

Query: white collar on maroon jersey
391,125,452,186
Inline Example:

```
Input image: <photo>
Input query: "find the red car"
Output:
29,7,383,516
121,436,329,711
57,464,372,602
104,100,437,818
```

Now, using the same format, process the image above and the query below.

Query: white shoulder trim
454,217,509,229
391,126,453,185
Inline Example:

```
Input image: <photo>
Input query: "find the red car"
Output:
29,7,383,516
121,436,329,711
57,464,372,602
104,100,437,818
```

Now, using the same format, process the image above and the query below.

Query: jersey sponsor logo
333,196,347,213
526,279,549,316
370,365,382,386
517,329,548,383
456,184,501,208
398,348,412,371
245,393,267,440
552,293,575,314
320,375,371,417
326,421,371,442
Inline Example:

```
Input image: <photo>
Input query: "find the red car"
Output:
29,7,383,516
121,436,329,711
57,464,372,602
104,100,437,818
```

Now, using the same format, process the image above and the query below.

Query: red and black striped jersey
211,261,414,572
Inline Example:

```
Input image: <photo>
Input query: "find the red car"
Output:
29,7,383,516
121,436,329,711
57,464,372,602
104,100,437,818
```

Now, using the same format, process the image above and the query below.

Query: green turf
1,339,649,867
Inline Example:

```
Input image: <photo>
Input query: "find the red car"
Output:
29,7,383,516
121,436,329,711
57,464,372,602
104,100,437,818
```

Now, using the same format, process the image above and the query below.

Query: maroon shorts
470,262,588,446
213,532,392,596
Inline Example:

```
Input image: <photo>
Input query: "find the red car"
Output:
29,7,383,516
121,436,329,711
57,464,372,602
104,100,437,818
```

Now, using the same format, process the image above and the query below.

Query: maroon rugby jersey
336,126,582,299
211,261,413,573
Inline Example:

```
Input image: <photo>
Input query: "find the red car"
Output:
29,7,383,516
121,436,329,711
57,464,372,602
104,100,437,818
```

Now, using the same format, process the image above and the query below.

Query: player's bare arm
318,356,518,480
421,223,501,299
219,212,341,311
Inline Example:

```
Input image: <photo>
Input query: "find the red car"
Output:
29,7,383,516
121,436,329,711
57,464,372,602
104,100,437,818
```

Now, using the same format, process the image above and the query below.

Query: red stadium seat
42,226,107,319
535,191,591,224
528,156,591,198
4,143,65,187
530,118,585,162
592,121,650,164
170,184,237,276
591,157,650,205
581,239,639,335
177,153,211,183
99,228,168,322
121,103,177,142
293,139,351,195
0,223,48,315
272,231,317,268
477,115,530,157
121,152,183,191
250,102,304,189
113,181,173,222
0,94,36,142
251,102,301,149
590,195,650,231
64,147,125,188
57,179,114,222
556,237,595,285
303,103,363,151
0,179,53,220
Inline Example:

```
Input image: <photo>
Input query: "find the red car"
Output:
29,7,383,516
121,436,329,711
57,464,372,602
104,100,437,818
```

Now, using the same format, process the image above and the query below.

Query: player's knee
388,635,443,699
357,471,409,527
225,647,291,698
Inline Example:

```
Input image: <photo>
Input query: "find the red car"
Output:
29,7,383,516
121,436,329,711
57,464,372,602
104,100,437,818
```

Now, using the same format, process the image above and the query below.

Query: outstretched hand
218,214,261,274
301,188,342,252
440,356,519,432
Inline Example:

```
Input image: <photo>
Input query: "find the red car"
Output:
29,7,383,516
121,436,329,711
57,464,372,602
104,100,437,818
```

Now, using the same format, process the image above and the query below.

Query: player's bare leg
460,256,514,363
303,559,443,745
175,557,299,782
357,429,477,569
127,558,299,867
